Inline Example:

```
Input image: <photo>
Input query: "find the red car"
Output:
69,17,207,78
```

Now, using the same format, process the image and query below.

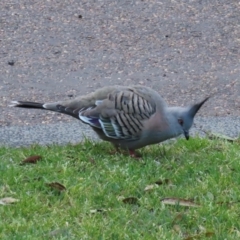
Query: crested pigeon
10,85,209,157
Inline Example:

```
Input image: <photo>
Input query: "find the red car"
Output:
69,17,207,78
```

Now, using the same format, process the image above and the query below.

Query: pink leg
109,146,142,159
129,149,142,159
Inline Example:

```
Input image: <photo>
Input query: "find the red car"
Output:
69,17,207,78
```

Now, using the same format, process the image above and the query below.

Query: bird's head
171,97,210,140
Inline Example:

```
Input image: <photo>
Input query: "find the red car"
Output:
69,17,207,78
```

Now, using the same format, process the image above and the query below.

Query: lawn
0,137,239,239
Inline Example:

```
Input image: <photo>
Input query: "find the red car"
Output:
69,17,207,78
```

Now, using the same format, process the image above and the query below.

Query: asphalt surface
0,116,239,147
0,0,239,146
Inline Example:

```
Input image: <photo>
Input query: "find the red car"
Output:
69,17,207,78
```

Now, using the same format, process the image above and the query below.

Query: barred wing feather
93,89,156,140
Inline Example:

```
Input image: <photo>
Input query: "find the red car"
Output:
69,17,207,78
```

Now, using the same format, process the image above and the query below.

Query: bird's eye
178,118,184,126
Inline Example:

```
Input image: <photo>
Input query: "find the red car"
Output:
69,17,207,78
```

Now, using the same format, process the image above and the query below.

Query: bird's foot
129,149,142,159
109,148,142,159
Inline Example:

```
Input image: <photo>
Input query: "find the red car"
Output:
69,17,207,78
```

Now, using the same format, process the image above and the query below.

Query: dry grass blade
184,231,215,240
144,184,157,191
46,182,66,191
145,179,172,191
89,158,96,165
90,209,108,214
217,200,240,206
122,197,139,205
46,228,70,238
155,179,171,185
20,155,42,165
173,224,182,234
205,232,215,237
0,197,19,205
202,130,237,143
161,198,199,207
172,213,185,224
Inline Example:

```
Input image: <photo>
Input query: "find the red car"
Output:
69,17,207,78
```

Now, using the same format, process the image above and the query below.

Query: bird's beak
184,130,189,140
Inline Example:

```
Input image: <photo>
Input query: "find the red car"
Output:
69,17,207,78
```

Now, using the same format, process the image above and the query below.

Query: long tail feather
9,101,44,109
10,101,81,119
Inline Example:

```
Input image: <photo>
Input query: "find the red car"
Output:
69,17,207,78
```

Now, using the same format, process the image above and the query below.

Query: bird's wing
79,87,157,140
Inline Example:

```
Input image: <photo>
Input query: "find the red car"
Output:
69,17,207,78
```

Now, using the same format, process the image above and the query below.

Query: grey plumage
10,85,209,156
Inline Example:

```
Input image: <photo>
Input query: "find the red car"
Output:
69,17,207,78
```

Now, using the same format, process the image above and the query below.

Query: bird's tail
10,100,80,119
10,101,45,109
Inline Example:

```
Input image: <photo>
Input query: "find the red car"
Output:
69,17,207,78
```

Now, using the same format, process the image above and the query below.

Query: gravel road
0,0,239,146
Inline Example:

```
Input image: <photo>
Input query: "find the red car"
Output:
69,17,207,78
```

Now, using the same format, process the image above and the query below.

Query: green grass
0,137,240,240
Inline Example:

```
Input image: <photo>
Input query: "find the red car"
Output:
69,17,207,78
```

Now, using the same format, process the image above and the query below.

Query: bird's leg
109,145,142,159
129,149,142,159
